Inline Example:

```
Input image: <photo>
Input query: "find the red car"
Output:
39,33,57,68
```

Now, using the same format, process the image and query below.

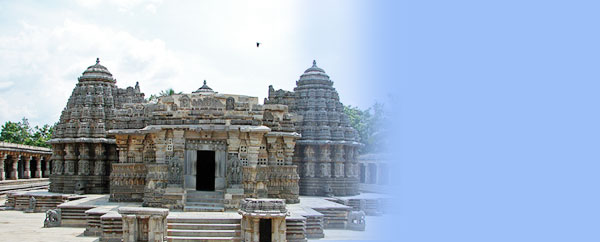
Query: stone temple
48,58,359,211
266,60,361,196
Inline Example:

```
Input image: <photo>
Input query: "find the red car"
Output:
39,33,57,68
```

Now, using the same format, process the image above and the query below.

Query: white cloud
0,19,184,126
0,1,368,127
0,81,14,90
75,0,163,14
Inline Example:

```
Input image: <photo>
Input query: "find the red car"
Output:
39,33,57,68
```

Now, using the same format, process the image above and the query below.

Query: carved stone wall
266,61,361,196
49,59,145,194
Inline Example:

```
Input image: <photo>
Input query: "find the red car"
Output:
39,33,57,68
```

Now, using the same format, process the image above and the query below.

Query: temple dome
298,60,332,85
304,60,326,73
78,58,116,83
193,80,215,93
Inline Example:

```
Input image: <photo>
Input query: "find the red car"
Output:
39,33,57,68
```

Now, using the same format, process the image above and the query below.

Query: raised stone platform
0,178,49,195
327,192,390,216
4,190,81,212
58,194,140,227
292,196,352,229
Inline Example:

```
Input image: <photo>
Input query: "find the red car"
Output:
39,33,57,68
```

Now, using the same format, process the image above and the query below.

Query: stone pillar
64,144,77,175
118,207,169,242
283,136,296,165
0,153,6,181
23,156,31,179
35,156,42,178
266,137,277,166
10,155,19,180
94,143,106,176
52,145,64,175
44,156,51,177
78,144,91,175
238,198,288,242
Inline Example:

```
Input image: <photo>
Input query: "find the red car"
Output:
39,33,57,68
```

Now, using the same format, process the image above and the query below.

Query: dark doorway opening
196,151,215,191
4,157,12,179
360,164,366,183
30,158,36,178
259,219,272,242
41,159,47,177
18,160,24,179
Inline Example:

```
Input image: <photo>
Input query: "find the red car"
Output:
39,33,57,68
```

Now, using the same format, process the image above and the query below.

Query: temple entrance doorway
17,160,24,179
4,157,12,179
259,219,272,242
196,150,215,191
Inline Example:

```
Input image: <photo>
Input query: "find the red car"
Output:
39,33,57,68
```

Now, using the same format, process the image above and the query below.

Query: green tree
0,118,31,144
0,118,54,148
147,88,182,102
344,102,387,154
28,124,54,148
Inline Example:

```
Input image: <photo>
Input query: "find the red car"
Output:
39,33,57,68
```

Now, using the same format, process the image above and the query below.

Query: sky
369,1,600,241
0,0,370,127
3,1,600,242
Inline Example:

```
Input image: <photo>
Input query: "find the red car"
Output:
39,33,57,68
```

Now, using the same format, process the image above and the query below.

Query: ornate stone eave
265,132,302,138
0,141,52,154
47,137,116,144
296,140,363,146
108,124,274,135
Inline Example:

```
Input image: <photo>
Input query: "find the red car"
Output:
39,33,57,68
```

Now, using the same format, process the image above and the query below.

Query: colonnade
0,142,52,181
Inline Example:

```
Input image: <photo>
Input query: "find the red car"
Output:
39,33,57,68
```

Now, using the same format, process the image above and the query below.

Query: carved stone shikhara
48,59,360,209
266,60,362,196
48,58,144,194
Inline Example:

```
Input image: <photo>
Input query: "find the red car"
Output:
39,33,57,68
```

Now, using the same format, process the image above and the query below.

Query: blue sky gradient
368,0,600,241
1,0,600,241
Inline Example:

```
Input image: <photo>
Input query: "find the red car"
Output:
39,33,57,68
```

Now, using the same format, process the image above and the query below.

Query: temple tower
49,58,145,194
267,60,361,196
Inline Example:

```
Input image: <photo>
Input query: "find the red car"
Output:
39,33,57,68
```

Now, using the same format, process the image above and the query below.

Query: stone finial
96,58,100,65
204,80,207,85
312,60,317,66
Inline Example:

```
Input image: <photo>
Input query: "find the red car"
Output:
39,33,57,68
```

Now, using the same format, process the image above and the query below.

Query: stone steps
101,212,122,242
166,236,241,242
286,216,308,242
183,206,225,212
168,218,241,224
312,207,350,229
168,223,240,230
166,216,241,242
186,197,224,203
168,229,239,237
185,202,224,208
59,205,96,227
184,191,224,212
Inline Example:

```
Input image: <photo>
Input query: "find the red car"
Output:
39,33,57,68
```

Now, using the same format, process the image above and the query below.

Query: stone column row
51,143,112,176
0,152,51,180
298,144,360,179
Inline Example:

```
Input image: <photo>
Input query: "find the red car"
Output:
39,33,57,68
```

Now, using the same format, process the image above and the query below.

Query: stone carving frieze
185,139,226,151
227,154,242,186
168,160,182,184
303,162,315,177
319,162,330,177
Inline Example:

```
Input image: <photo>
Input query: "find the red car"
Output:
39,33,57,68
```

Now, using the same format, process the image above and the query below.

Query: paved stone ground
0,210,97,242
310,214,392,241
0,194,390,241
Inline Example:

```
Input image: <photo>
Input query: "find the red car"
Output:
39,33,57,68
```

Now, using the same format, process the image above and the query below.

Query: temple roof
78,58,116,83
193,80,215,93
298,60,331,84
303,60,326,74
